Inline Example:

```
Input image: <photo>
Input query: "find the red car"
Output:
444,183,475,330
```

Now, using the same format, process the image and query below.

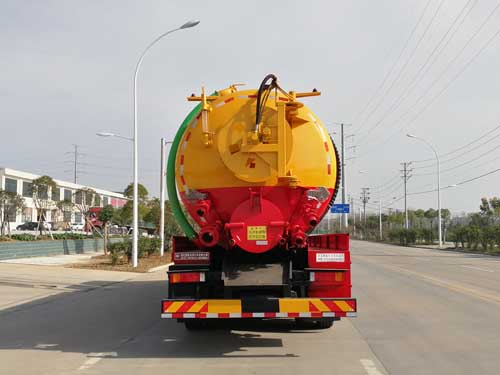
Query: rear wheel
184,319,210,330
295,317,334,329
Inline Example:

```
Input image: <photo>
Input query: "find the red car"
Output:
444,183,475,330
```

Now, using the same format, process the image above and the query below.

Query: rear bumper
161,298,357,319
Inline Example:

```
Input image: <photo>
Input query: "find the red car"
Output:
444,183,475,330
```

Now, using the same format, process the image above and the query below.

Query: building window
3,205,17,222
22,181,33,197
63,211,72,222
52,187,60,201
22,208,32,222
74,191,83,204
94,195,101,207
74,213,83,223
64,189,72,202
5,178,17,193
38,186,48,200
103,196,109,206
51,209,59,223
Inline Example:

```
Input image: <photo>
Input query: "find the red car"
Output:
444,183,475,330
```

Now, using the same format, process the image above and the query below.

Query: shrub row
107,237,161,265
448,225,500,252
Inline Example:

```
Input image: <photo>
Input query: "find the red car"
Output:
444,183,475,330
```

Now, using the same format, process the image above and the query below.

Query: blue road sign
331,204,350,214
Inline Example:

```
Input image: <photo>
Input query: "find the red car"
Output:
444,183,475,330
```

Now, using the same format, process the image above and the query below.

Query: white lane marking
360,359,384,375
78,352,116,371
461,265,494,273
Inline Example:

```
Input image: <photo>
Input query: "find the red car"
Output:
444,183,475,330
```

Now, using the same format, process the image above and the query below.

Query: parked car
16,221,52,231
70,223,85,231
16,222,38,230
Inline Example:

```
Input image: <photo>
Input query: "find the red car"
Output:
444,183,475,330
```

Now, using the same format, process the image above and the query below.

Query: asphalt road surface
1,241,500,374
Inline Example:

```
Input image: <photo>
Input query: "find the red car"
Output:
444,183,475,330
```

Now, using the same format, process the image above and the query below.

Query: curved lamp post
407,133,442,248
131,20,200,268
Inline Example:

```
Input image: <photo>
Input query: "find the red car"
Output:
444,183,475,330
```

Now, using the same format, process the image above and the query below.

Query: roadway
1,240,500,374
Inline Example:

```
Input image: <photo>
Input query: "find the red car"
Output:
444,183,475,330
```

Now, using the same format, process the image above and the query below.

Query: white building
0,167,127,228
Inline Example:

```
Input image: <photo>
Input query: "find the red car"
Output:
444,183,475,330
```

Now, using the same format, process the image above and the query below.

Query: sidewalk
0,252,101,266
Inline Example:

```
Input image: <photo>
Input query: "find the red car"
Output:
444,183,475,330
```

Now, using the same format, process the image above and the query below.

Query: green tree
0,190,25,236
143,198,182,242
123,183,149,202
414,209,425,228
441,208,451,242
32,175,56,237
98,205,115,254
424,208,437,231
73,188,101,233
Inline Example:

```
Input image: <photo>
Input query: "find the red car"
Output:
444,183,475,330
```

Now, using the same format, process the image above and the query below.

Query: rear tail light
310,271,344,282
168,272,205,284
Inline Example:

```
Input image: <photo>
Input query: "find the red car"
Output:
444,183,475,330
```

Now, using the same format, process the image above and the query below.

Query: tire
315,318,334,329
184,319,210,330
295,317,334,329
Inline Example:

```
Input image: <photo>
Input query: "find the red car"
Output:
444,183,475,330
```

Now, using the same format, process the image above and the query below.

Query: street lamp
131,20,200,268
96,132,133,141
159,138,173,256
407,133,442,248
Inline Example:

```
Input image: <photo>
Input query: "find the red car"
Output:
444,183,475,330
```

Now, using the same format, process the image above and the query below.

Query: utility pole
73,144,78,183
400,162,413,229
159,139,173,257
378,198,382,240
349,195,355,233
340,123,348,229
329,122,352,230
360,187,370,225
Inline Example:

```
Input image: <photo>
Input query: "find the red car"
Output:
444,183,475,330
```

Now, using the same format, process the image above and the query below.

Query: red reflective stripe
321,300,340,312
347,299,357,310
264,312,276,318
172,313,184,319
324,142,329,152
242,312,253,318
186,132,192,141
327,164,331,175
195,313,206,318
308,301,320,312
162,301,174,312
311,312,323,318
180,155,184,164
199,302,209,313
180,176,186,185
248,94,257,98
177,301,196,313
288,312,300,318
224,97,234,103
278,97,288,101
219,313,230,319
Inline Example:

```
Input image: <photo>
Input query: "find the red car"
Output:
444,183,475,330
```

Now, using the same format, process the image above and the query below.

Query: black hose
255,74,278,132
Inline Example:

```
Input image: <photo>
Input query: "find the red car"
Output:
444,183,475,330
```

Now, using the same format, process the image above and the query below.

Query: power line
413,128,500,170
411,124,500,163
356,2,500,158
355,0,477,145
356,0,443,134
353,0,433,128
414,140,500,176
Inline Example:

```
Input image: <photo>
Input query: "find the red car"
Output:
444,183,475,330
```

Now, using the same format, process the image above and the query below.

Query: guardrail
0,237,125,260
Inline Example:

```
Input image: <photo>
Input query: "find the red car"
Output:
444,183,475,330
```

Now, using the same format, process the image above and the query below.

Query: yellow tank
173,75,340,253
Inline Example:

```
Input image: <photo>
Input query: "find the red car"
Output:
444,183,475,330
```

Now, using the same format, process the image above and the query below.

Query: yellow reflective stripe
207,300,241,313
310,299,330,312
334,300,354,312
279,298,310,313
187,301,207,313
166,301,185,313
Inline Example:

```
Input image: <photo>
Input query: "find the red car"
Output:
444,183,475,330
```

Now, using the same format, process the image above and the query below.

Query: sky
1,0,500,215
